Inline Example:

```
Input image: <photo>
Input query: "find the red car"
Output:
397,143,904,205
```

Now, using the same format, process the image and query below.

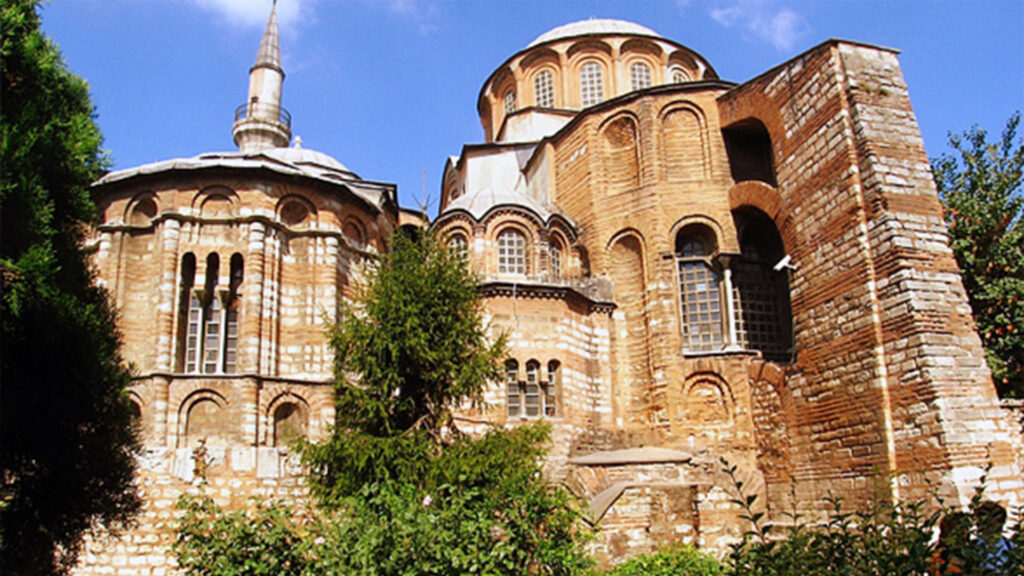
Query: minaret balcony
234,102,291,129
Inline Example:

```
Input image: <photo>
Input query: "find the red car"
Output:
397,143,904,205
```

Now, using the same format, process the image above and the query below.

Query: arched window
524,361,541,417
676,226,724,352
181,252,243,374
497,228,526,275
630,62,652,91
579,61,605,107
670,66,690,83
545,360,560,417
505,360,520,418
506,359,558,419
731,209,792,360
224,254,244,373
447,233,468,261
548,241,562,280
503,90,516,115
534,70,554,108
201,254,221,374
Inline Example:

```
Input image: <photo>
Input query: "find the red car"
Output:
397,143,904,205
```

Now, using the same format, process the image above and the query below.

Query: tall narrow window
185,294,202,372
677,227,724,352
203,298,221,374
549,242,562,280
223,254,244,373
580,61,604,107
179,254,198,372
201,254,221,374
497,229,526,275
630,62,652,91
732,209,792,360
534,70,554,108
544,361,560,417
525,361,541,417
505,360,520,418
503,90,516,115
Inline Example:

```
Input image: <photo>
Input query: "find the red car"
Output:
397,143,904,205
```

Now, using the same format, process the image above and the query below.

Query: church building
75,5,1023,573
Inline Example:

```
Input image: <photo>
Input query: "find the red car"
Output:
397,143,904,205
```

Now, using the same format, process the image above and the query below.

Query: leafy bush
603,544,723,576
174,493,321,576
722,460,1024,576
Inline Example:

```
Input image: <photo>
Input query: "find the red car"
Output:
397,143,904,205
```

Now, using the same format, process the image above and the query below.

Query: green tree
0,2,141,574
932,112,1024,398
174,233,591,575
303,231,507,499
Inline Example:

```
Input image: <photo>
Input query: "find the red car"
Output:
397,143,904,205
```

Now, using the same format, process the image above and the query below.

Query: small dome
263,147,350,174
445,187,556,222
528,19,661,47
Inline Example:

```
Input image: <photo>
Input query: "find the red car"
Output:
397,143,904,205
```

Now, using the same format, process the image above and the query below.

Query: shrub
603,544,724,576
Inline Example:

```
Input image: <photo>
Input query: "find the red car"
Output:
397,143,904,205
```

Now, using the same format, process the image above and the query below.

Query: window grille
671,66,690,83
677,231,725,352
505,360,520,418
580,62,604,107
534,70,554,108
544,361,559,417
630,62,652,91
185,293,202,373
497,229,526,275
503,90,516,115
549,243,561,279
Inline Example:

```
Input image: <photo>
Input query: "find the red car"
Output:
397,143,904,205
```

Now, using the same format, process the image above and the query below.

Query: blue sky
41,0,1024,213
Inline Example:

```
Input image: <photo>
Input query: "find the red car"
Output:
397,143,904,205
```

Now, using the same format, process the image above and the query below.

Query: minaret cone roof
253,1,282,73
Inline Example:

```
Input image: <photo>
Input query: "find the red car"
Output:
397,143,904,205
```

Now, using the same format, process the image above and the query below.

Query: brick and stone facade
437,21,1024,563
75,12,1022,575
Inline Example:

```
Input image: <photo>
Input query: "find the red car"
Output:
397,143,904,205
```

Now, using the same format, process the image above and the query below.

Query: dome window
670,65,691,83
580,61,605,107
630,62,652,91
534,70,554,108
503,90,517,115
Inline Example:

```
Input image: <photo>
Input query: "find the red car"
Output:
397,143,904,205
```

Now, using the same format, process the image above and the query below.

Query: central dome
528,19,662,47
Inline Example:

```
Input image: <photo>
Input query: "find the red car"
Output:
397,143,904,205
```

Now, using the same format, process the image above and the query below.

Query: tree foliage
303,231,507,499
603,544,723,576
0,1,140,573
176,232,591,575
723,460,1024,576
932,112,1024,398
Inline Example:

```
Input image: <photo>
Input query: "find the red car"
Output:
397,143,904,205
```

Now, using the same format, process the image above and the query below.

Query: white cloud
710,6,743,27
753,8,805,51
366,0,440,35
190,0,314,30
707,0,808,52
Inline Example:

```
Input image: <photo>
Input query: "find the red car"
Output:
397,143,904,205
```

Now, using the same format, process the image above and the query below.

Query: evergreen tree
933,113,1024,398
1,2,141,574
304,230,507,501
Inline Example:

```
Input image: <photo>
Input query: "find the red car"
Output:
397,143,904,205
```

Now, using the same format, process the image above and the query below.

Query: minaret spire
232,0,291,152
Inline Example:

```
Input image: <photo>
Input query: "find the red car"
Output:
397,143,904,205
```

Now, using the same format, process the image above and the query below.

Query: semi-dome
528,19,662,47
443,187,567,225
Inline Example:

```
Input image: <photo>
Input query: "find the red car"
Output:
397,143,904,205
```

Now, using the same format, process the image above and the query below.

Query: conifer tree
1,2,140,573
933,113,1024,398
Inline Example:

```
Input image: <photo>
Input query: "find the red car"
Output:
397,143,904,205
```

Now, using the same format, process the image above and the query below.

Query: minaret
232,0,291,152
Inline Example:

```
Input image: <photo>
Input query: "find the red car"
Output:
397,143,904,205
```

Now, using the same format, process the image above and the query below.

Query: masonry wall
718,41,1023,513
76,169,393,574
